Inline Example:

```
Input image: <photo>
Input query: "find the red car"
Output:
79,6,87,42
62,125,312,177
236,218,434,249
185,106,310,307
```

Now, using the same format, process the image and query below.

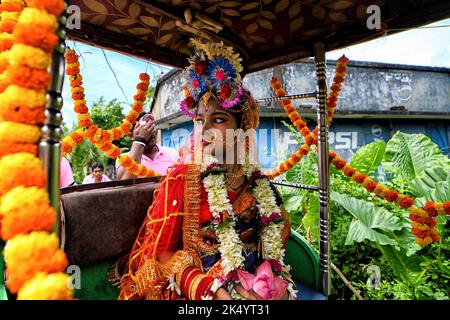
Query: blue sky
62,18,450,128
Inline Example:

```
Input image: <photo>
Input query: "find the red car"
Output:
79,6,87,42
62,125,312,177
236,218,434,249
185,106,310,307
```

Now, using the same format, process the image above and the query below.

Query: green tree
64,85,155,184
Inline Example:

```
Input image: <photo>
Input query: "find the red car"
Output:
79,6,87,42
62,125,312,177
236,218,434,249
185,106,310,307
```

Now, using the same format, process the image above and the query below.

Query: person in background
82,162,111,184
60,156,75,188
116,112,178,179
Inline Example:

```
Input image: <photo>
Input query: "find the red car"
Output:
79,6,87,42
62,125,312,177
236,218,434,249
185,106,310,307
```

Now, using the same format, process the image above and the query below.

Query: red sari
118,164,290,300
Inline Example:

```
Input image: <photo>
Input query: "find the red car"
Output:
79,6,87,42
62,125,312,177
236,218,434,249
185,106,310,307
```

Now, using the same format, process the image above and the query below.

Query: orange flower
78,119,92,128
362,179,377,192
444,201,450,215
65,67,79,76
4,231,68,293
343,164,355,177
0,141,37,158
354,173,367,184
334,159,346,170
0,37,14,51
13,23,58,53
0,19,16,33
73,103,88,114
385,190,399,202
0,186,55,241
8,65,51,90
133,93,146,102
25,0,65,16
0,2,23,12
304,135,314,145
396,194,414,209
61,142,72,155
71,92,85,100
0,153,46,195
139,73,150,81
0,104,45,125
108,148,121,159
69,131,83,144
423,201,437,217
136,82,148,91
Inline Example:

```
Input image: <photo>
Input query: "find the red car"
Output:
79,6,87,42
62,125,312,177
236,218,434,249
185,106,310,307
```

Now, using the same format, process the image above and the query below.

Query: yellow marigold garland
0,185,55,241
16,7,57,29
0,0,72,299
0,84,46,108
0,121,41,143
3,231,68,294
17,272,73,300
0,152,46,196
8,43,51,69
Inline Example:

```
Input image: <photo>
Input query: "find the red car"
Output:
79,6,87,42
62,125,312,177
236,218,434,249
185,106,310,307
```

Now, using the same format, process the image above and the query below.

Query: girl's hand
234,285,263,300
214,288,233,300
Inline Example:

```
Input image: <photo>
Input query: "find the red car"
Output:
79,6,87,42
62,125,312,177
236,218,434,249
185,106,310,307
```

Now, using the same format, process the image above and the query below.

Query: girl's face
194,98,239,160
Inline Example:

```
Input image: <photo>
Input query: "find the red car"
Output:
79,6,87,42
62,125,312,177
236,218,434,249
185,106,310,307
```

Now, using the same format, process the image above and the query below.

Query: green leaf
378,245,424,284
281,187,303,213
382,131,450,181
350,140,385,176
408,167,448,198
331,193,402,246
302,193,319,243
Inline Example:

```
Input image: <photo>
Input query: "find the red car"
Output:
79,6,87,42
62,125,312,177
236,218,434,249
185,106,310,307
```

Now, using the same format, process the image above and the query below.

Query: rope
101,48,129,105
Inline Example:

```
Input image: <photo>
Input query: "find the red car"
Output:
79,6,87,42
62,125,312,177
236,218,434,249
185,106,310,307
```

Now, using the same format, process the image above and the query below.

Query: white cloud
327,18,450,67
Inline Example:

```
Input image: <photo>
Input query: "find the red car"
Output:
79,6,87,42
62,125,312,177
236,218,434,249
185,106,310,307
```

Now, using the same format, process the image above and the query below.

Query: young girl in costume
117,39,297,300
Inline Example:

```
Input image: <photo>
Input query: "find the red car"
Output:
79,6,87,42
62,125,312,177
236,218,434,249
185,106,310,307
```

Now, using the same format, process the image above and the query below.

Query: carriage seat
59,178,161,267
58,178,326,300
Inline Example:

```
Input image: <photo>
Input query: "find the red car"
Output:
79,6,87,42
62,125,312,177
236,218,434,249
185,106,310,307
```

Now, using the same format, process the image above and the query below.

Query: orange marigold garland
266,56,447,246
0,0,73,299
65,48,148,139
327,56,349,123
63,50,157,178
61,129,84,156
267,56,350,179
409,207,440,246
117,154,159,178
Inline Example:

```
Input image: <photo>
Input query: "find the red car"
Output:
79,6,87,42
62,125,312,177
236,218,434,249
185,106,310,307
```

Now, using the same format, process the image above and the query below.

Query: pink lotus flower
237,260,288,300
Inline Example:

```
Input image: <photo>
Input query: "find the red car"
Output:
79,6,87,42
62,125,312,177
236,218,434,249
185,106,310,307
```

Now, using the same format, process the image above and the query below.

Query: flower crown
180,39,246,118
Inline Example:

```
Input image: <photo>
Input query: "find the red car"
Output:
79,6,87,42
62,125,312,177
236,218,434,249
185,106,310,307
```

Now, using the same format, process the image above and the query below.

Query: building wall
161,118,450,171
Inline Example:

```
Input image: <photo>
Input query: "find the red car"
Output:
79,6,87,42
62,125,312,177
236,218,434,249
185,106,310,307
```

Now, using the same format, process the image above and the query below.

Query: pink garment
60,157,75,188
115,145,179,176
82,174,111,184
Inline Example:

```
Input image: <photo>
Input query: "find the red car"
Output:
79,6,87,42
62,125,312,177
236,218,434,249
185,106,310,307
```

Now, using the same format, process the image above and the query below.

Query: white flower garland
201,156,296,299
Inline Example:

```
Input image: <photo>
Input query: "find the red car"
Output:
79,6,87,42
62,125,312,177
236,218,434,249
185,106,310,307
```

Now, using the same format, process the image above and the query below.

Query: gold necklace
225,166,244,190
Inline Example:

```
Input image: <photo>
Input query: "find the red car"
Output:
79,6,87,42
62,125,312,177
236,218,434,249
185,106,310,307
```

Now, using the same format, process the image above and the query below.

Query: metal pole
272,181,319,192
314,42,330,296
255,92,316,104
39,7,67,233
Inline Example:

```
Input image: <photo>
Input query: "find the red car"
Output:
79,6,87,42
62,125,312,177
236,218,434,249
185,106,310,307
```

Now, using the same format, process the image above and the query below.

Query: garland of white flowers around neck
200,155,298,300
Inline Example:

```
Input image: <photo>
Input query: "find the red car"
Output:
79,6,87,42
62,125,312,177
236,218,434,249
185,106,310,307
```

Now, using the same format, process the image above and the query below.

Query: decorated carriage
0,0,449,300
